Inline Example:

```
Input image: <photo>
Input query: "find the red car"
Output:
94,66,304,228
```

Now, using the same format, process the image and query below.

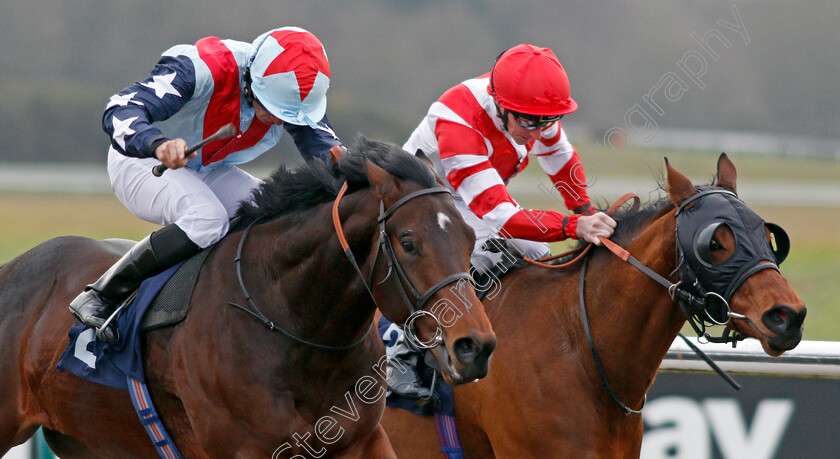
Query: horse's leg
334,424,396,459
380,407,441,459
453,412,495,459
0,369,31,456
0,258,29,455
4,238,162,457
42,428,101,459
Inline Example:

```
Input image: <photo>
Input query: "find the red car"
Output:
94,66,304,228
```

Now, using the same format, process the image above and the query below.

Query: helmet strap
494,102,511,133
490,50,512,133
243,68,255,105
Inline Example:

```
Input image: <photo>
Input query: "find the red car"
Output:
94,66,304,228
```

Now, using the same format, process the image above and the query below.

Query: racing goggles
510,111,563,131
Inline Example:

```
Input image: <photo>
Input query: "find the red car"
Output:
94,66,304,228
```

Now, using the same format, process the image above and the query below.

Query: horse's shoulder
483,261,578,314
501,261,574,287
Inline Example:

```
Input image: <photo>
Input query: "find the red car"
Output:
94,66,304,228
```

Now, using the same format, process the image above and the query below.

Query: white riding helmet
248,27,330,127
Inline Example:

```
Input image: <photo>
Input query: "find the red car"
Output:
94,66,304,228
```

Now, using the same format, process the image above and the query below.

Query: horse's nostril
762,305,805,334
768,309,788,327
454,337,479,363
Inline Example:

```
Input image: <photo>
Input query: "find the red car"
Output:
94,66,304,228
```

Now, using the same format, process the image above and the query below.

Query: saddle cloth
56,248,211,390
379,317,455,417
379,318,464,458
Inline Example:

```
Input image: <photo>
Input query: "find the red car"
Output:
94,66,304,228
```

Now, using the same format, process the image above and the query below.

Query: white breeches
107,148,261,248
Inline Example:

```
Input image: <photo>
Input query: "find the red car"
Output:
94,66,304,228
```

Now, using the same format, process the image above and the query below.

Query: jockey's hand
576,212,617,246
154,138,194,170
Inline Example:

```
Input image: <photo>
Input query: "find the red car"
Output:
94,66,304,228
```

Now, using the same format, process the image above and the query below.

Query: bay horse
382,154,806,458
0,138,496,458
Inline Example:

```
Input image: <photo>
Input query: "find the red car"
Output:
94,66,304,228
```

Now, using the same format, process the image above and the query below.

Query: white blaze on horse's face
437,213,451,231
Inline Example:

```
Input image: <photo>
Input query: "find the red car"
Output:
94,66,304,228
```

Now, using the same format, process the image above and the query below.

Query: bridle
332,181,471,349
671,188,788,343
227,179,471,351
527,190,789,414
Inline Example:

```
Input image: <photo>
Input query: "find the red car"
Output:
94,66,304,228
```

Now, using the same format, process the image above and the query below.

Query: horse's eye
401,239,416,254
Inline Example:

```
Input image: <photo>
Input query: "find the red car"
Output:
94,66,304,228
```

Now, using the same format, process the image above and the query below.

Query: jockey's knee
514,240,550,260
470,251,498,275
177,203,230,249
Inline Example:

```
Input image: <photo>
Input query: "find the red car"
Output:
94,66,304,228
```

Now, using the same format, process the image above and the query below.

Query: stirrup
94,292,136,344
96,323,120,344
387,357,437,404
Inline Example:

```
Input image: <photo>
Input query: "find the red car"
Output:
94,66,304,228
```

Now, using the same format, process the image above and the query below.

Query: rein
227,216,373,351
522,194,640,269
530,193,748,414
578,256,644,415
332,181,471,349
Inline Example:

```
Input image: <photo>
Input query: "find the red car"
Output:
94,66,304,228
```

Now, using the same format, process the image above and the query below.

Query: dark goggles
510,111,563,131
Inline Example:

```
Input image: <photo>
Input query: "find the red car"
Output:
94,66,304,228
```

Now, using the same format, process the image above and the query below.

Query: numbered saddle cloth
56,248,210,390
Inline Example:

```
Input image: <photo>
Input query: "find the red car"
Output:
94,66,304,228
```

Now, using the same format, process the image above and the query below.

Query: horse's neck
243,193,381,346
586,210,685,403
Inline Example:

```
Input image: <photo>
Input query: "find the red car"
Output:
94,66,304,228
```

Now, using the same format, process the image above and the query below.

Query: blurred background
0,0,837,338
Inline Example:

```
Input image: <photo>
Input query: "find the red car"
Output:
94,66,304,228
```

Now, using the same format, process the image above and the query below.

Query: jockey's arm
532,125,595,215
438,120,613,244
530,127,617,244
102,54,195,159
283,115,342,163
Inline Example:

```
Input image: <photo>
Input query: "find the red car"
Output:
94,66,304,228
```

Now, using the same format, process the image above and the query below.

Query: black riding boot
69,224,200,343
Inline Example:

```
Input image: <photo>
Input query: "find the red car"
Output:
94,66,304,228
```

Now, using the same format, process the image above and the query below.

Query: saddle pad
56,248,212,390
141,247,212,332
379,317,455,417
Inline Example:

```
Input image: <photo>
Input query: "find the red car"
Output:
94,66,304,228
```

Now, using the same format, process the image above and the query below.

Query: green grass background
1,147,837,339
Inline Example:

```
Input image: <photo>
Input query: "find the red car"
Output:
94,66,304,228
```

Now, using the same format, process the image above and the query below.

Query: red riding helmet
488,44,578,117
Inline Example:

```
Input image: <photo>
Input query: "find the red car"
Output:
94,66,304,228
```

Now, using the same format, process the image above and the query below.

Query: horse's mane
547,185,676,266
608,179,730,246
237,136,437,224
609,192,675,246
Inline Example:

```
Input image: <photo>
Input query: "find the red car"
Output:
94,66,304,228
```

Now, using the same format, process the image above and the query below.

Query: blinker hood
675,188,787,302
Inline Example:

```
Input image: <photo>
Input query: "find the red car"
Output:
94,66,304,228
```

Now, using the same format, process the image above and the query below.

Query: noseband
332,182,471,349
559,190,788,414
593,189,789,345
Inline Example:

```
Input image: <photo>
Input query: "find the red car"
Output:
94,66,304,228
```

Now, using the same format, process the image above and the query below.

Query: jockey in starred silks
382,44,618,399
70,27,343,344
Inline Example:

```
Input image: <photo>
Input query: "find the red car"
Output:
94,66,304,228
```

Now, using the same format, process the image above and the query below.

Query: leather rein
332,181,471,349
524,193,743,415
227,176,469,352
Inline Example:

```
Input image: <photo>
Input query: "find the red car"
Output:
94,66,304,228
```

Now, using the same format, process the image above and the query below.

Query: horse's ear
415,149,434,170
714,152,737,193
665,157,696,207
365,160,398,199
415,149,448,186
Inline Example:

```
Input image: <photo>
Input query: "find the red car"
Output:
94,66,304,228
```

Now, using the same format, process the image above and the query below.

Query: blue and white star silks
141,72,182,99
112,115,139,150
106,92,141,110
102,37,340,164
